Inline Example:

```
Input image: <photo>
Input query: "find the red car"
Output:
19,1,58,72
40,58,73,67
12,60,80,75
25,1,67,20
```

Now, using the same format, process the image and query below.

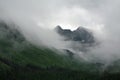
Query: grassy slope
0,22,120,80
0,40,100,80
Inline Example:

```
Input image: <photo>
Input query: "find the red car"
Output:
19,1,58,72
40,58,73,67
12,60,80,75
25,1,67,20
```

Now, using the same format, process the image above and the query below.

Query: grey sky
0,0,104,30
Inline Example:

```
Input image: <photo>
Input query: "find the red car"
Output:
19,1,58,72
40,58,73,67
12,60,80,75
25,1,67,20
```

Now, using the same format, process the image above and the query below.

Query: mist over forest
0,0,120,80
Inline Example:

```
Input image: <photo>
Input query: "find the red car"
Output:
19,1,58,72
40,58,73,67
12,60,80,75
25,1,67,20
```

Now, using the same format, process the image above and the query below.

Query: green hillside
0,22,120,80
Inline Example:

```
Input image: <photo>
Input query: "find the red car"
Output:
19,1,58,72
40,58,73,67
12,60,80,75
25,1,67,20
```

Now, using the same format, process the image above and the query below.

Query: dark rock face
55,25,95,44
63,49,74,58
55,25,72,40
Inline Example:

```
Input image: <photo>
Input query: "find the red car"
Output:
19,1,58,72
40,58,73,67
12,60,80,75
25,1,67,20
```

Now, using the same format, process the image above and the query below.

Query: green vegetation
0,38,100,80
0,22,120,80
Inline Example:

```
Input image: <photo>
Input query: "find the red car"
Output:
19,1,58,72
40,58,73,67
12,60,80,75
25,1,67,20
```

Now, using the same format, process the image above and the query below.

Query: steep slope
0,22,120,80
0,22,103,79
0,21,80,69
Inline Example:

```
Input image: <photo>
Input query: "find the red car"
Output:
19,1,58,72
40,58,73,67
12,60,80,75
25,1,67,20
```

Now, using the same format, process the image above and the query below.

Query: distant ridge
55,25,95,43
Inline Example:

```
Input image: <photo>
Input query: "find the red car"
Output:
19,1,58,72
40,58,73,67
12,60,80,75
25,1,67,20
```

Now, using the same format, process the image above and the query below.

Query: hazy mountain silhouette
55,25,95,43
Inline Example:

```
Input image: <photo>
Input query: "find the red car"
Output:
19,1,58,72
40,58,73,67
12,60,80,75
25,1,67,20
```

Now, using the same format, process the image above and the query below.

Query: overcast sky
0,0,105,30
0,0,120,31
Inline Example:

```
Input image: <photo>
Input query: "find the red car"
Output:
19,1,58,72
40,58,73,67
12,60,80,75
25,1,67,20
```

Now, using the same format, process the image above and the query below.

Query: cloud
1,0,120,64
0,0,102,29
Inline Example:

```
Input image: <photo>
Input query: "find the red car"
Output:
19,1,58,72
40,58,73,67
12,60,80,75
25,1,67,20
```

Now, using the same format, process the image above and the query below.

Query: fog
0,0,120,64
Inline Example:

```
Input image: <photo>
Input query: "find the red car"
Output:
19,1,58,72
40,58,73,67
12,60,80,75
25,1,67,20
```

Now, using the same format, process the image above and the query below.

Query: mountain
0,21,102,80
55,25,95,43
0,21,80,68
0,22,120,80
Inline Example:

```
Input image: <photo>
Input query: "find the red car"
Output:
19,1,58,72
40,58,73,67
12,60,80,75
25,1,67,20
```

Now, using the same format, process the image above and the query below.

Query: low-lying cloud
0,0,120,64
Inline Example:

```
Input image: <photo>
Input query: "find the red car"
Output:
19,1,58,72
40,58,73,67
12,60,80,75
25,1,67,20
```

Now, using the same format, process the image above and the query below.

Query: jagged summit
76,26,84,30
55,25,95,43
76,26,87,32
55,25,72,32
55,25,63,31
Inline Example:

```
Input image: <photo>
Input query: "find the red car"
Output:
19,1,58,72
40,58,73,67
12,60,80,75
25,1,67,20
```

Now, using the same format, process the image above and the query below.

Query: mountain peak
55,25,95,43
76,26,87,31
55,25,63,30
